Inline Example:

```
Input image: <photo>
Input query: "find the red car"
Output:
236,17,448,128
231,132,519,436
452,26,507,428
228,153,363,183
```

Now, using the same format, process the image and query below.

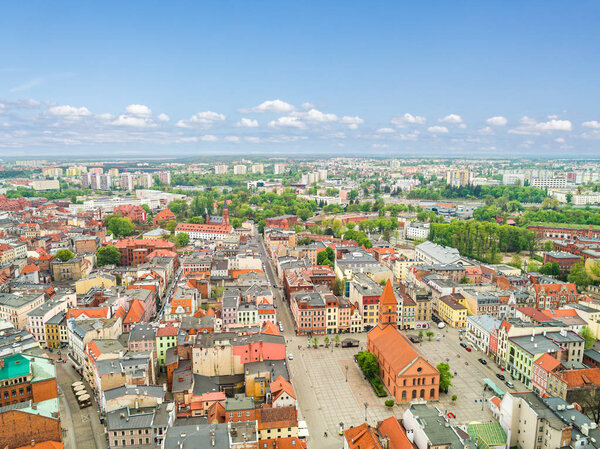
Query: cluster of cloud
0,98,599,153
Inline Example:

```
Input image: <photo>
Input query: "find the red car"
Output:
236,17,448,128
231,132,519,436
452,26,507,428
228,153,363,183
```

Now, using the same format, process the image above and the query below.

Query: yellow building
393,260,425,282
401,294,416,330
45,312,65,349
75,273,117,295
438,295,468,328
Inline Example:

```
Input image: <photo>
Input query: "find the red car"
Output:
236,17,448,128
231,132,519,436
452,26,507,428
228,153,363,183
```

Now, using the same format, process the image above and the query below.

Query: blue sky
1,1,599,157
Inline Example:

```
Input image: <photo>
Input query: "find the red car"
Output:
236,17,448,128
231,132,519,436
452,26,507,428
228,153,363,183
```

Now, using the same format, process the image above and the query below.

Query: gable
400,357,438,377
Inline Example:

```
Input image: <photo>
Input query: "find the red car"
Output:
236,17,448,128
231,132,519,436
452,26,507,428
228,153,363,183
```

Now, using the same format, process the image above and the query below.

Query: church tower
377,280,397,329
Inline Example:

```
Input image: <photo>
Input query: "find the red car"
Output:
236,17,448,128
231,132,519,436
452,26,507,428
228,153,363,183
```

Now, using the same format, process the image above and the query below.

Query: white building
32,179,60,191
465,314,500,353
251,164,264,174
405,222,430,240
233,165,247,175
502,173,526,186
273,163,287,175
215,165,228,175
531,177,567,189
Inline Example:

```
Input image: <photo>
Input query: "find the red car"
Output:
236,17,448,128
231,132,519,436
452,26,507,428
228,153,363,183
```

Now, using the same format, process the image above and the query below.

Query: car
478,358,487,365
288,354,294,360
437,322,446,329
505,381,514,389
460,342,467,348
465,346,472,352
496,373,506,381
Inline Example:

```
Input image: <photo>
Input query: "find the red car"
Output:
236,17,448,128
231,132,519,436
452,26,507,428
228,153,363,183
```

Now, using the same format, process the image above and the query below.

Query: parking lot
286,323,522,449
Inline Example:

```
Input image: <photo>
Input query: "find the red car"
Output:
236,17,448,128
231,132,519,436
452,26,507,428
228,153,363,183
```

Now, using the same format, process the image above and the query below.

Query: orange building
153,208,176,227
367,281,440,402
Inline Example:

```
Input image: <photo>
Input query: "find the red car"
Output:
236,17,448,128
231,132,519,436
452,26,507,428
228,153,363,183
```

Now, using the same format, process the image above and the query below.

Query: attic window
417,367,422,372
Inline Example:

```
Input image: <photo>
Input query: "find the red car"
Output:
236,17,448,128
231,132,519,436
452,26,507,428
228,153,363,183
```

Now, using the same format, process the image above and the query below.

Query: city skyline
1,1,599,157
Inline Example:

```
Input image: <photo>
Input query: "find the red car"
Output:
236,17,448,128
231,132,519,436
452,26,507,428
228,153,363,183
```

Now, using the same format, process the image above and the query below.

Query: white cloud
583,121,600,129
268,116,306,129
288,108,338,124
237,117,259,128
372,143,389,149
175,111,226,128
157,113,170,122
97,113,115,121
239,99,295,114
200,134,218,142
486,116,507,126
340,116,364,130
48,105,92,119
112,115,156,128
301,102,314,109
439,114,463,124
245,136,261,143
427,125,449,133
399,131,420,141
376,127,396,134
225,136,241,143
477,126,495,135
509,116,572,135
391,113,426,127
555,137,566,143
176,136,199,143
458,123,467,129
125,104,152,117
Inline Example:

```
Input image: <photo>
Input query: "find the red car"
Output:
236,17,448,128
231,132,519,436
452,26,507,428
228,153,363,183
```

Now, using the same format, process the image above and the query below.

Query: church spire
378,280,397,329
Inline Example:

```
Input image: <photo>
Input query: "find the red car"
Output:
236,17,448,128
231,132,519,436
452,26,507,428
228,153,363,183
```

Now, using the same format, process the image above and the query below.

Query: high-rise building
157,171,171,185
251,164,264,174
121,173,135,191
215,165,228,175
233,165,247,175
273,163,287,175
318,169,328,181
137,173,153,189
446,169,470,188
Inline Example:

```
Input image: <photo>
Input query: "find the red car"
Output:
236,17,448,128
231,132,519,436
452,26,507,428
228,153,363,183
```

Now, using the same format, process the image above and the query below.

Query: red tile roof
21,264,40,274
377,417,414,449
123,299,146,324
344,423,383,449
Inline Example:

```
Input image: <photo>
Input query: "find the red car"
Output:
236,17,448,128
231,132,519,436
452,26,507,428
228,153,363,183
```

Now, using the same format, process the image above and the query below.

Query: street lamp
345,364,349,382
364,402,368,423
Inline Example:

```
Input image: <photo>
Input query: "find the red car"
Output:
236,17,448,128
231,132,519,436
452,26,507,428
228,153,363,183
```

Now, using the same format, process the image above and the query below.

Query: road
55,359,107,449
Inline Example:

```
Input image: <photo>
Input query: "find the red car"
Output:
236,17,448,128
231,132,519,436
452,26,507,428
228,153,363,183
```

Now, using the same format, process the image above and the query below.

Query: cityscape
1,2,600,449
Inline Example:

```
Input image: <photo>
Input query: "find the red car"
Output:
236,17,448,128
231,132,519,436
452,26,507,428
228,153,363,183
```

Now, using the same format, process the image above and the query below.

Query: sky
1,1,599,158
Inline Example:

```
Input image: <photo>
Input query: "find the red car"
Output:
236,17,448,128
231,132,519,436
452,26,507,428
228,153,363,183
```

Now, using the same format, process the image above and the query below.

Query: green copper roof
0,354,31,381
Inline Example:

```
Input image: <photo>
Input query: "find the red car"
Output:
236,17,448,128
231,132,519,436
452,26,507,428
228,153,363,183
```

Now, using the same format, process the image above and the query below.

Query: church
367,280,440,402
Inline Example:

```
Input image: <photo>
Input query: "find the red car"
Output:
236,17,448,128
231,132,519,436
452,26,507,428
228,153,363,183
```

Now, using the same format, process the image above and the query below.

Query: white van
437,322,446,329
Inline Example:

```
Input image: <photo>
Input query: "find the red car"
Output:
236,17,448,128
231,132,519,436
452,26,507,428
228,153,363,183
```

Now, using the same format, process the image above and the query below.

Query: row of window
2,386,31,399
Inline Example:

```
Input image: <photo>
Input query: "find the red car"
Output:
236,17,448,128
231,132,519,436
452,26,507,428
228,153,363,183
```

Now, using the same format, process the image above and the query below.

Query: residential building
438,295,468,328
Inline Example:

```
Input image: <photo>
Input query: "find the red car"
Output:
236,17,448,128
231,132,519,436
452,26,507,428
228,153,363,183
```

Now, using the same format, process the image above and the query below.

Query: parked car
465,346,472,352
496,373,506,381
505,381,514,388
460,343,467,348
437,322,446,329
478,358,487,365
288,353,294,360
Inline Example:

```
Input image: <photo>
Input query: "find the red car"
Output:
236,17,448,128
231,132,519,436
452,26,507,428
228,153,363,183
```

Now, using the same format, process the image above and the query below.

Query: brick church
367,280,440,402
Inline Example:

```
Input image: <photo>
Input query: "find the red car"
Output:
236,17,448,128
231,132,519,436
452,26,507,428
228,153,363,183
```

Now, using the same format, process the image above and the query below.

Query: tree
312,337,319,347
509,254,523,269
539,262,561,277
543,240,554,252
426,330,435,341
356,351,379,379
580,326,597,349
418,329,424,338
568,262,594,289
317,247,335,268
452,394,458,401
176,232,190,247
527,261,541,273
96,245,121,266
105,215,136,237
437,362,454,393
55,249,75,262
385,399,395,407
298,208,312,222
333,278,345,296
324,336,330,346
566,193,573,204
333,334,341,346
166,220,178,233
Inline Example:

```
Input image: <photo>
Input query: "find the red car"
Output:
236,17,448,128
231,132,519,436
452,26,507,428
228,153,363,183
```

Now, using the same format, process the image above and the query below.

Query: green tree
356,351,379,379
105,215,136,237
509,254,523,269
312,337,319,347
333,278,345,296
176,232,190,247
165,220,178,233
543,240,554,252
580,326,597,349
568,262,593,289
55,249,75,262
418,329,424,338
96,245,121,266
324,336,330,346
333,334,341,346
437,362,454,393
426,330,435,341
